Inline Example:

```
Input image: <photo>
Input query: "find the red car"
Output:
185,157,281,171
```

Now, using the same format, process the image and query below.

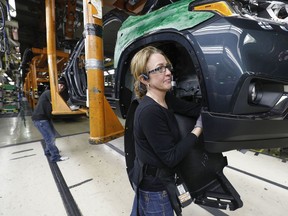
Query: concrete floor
0,113,288,216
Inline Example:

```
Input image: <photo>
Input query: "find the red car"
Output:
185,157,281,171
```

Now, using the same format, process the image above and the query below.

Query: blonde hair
130,46,171,98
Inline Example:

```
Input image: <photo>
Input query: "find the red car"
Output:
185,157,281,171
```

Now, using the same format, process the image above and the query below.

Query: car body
114,0,288,153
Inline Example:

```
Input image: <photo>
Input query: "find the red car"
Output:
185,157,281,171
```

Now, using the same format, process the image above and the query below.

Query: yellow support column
83,0,124,144
45,0,85,115
45,0,58,113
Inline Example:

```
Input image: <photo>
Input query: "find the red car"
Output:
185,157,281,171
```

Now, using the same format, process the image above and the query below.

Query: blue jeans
131,189,174,216
33,120,60,162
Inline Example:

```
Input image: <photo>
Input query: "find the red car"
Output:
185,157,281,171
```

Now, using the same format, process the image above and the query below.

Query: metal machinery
0,0,21,114
23,48,69,110
0,83,19,114
22,1,87,115
20,0,124,143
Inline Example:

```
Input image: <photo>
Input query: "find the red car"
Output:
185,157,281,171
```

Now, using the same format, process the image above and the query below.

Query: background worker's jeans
131,189,174,216
33,120,60,162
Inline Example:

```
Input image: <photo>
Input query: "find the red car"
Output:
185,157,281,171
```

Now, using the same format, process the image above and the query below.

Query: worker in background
58,77,70,102
31,79,69,162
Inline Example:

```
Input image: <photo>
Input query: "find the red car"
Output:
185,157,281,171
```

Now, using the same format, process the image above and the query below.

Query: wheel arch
114,29,207,118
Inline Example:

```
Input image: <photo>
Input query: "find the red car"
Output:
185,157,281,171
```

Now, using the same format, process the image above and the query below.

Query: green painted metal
2,84,16,91
114,0,214,66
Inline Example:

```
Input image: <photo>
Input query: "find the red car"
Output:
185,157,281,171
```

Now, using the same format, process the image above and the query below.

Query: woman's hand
191,127,202,137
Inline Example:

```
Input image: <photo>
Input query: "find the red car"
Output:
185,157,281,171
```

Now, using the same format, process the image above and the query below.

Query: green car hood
114,0,214,66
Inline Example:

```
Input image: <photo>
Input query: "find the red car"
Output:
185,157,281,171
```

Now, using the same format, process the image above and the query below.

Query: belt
144,164,174,178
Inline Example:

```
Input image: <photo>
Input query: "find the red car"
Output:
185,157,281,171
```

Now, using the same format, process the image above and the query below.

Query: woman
130,46,203,215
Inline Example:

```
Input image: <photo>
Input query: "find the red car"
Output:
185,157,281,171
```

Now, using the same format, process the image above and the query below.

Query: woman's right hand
191,127,202,137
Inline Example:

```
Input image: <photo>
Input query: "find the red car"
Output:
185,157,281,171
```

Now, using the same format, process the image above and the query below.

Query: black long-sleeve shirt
134,93,200,191
31,90,53,121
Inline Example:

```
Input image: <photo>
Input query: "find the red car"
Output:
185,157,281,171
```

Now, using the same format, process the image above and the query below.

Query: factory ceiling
14,0,117,56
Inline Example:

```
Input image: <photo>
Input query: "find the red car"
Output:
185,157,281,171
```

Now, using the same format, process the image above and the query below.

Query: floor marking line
227,165,288,190
41,140,82,216
105,142,125,156
0,132,89,149
10,154,36,160
69,178,93,189
12,149,34,154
